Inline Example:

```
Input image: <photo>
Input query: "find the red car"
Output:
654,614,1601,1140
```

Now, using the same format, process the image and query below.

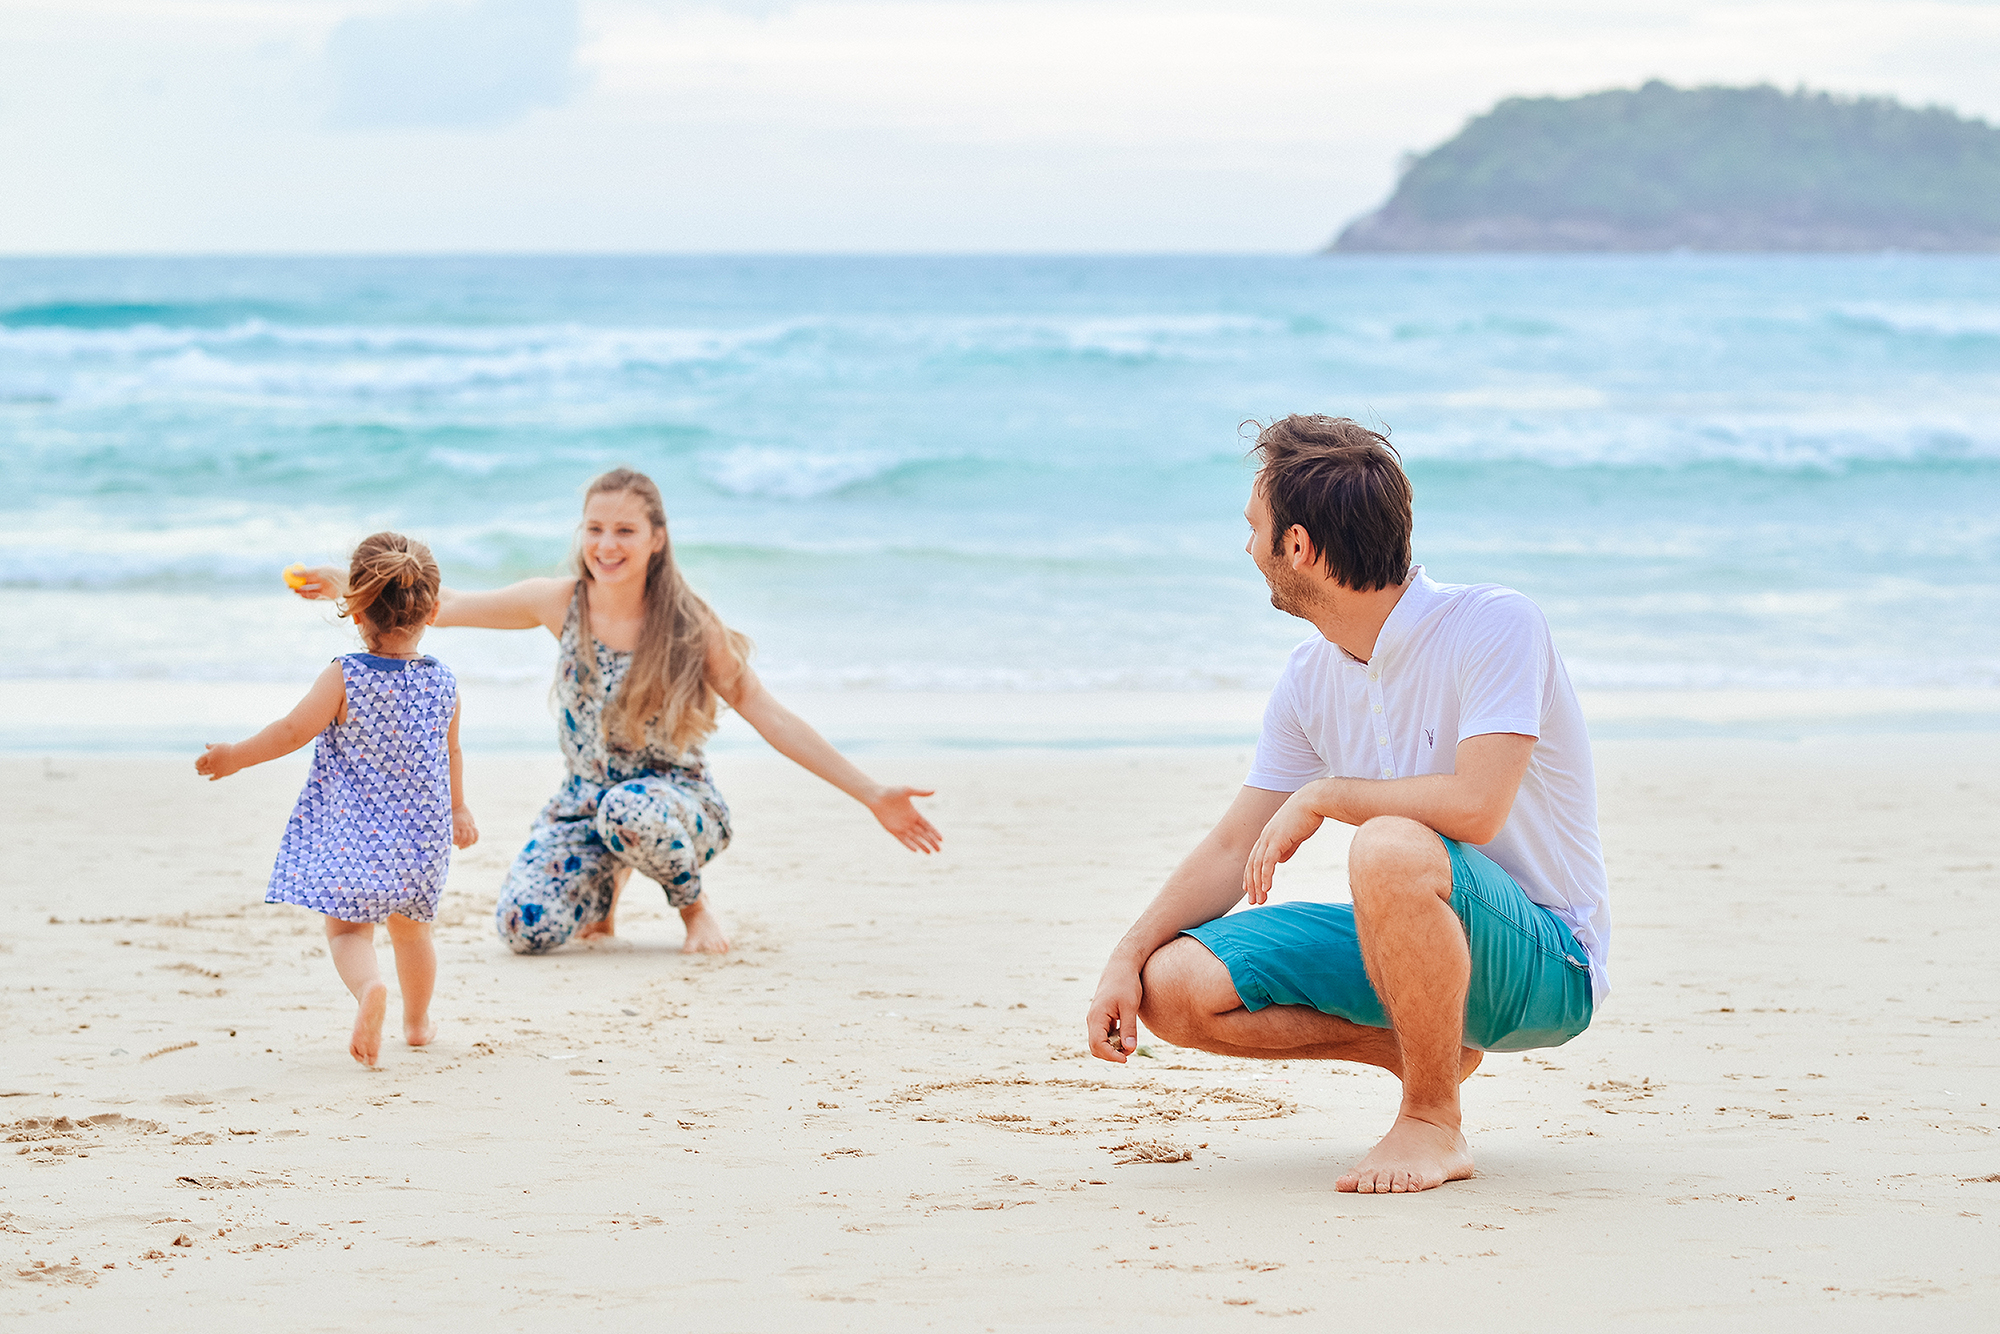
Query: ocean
4,254,1997,702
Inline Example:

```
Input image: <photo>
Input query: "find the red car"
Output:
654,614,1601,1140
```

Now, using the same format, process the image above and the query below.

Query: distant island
1332,81,2000,252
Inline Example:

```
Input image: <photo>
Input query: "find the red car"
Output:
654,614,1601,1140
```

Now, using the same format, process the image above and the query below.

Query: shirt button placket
1370,668,1392,779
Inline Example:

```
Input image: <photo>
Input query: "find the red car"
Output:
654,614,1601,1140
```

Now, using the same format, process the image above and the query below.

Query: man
1085,415,1608,1195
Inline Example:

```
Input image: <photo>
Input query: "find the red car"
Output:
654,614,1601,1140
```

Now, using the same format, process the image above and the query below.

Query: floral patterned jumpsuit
494,586,732,954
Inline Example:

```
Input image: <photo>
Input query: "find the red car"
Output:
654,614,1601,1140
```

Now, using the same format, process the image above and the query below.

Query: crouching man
1085,415,1609,1194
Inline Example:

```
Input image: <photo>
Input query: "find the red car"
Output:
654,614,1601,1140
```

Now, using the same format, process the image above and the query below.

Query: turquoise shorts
1183,835,1593,1052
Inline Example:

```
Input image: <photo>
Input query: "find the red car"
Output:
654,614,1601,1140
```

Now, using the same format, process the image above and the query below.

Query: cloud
325,0,584,129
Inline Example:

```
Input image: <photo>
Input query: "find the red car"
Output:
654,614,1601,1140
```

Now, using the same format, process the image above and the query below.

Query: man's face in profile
1244,482,1317,620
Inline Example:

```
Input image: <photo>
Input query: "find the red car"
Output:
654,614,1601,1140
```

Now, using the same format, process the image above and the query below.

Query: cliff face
1333,82,2000,253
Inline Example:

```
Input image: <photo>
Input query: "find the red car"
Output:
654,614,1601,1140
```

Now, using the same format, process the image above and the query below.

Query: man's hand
1086,963,1144,1063
1085,785,1289,1062
194,743,240,781
1242,784,1326,904
452,805,480,849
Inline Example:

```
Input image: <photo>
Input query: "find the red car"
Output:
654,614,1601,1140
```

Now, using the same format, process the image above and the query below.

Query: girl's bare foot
679,898,730,954
405,1017,437,1048
350,981,389,1066
577,916,615,940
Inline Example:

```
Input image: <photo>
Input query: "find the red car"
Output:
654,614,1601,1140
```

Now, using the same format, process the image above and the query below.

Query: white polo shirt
1246,566,1611,1002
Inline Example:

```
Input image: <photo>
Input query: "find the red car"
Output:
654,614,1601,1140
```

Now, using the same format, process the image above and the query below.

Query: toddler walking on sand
196,533,478,1067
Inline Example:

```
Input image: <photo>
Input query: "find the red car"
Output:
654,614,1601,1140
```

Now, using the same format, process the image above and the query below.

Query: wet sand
3,731,1997,1329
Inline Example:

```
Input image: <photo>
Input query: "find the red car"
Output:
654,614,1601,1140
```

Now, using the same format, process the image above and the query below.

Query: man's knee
1138,937,1239,1044
1348,816,1451,904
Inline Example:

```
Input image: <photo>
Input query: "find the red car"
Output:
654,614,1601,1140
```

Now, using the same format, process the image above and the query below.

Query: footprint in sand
6,1113,167,1160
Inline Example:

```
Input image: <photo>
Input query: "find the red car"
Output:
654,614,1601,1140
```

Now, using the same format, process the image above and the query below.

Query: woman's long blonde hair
573,468,751,754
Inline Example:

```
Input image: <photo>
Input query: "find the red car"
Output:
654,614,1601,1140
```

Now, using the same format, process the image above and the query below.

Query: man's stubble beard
1261,559,1315,621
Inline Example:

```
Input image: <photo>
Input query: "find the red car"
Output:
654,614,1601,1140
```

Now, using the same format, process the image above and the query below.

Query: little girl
196,532,478,1067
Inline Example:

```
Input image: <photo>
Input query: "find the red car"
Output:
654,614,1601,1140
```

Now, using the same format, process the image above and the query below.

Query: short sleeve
1455,591,1548,741
1244,668,1327,793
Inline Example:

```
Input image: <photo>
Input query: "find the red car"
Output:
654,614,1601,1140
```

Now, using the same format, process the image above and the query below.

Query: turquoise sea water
3,255,1996,692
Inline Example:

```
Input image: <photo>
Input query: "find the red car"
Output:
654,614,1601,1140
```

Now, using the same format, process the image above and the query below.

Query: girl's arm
292,568,573,636
195,663,344,780
448,699,478,849
710,644,942,854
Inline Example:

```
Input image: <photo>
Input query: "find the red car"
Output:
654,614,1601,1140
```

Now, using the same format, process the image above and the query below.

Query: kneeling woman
300,467,941,954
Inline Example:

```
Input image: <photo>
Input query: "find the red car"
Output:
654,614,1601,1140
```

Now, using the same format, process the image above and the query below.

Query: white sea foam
1834,303,2000,339
1396,407,2000,470
1437,386,1609,412
0,319,815,403
700,446,913,500
0,311,1295,407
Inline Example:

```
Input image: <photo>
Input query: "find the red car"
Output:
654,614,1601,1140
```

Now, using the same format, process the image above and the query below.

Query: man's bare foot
679,898,730,954
405,1017,437,1048
350,981,389,1067
1336,1112,1473,1194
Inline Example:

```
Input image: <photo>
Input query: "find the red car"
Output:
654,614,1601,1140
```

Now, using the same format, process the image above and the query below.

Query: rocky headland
1334,82,2000,253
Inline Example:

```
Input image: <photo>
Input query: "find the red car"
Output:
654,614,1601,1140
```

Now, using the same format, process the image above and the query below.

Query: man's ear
1284,524,1316,571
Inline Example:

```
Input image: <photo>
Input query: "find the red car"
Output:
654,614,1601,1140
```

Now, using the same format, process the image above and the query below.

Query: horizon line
6,249,1997,263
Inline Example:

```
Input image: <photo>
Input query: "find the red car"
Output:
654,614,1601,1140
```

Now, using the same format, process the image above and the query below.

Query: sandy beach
3,695,1997,1330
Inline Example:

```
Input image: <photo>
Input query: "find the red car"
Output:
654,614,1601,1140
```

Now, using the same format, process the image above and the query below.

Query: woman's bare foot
679,898,730,954
1336,1112,1474,1194
578,868,630,940
350,981,389,1067
405,1017,437,1048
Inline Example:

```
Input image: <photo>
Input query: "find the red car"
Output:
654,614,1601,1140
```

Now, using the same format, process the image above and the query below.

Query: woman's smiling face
580,489,666,587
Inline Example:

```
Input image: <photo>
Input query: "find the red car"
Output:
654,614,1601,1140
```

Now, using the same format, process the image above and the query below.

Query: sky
4,0,1999,253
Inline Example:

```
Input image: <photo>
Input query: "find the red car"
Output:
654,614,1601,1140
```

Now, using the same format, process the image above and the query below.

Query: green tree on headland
1333,81,2000,252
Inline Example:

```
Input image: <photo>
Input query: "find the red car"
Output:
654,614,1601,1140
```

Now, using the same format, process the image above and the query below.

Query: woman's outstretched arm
292,568,574,635
712,647,942,854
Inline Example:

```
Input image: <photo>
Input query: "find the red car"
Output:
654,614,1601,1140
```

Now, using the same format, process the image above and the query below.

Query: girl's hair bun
339,532,441,646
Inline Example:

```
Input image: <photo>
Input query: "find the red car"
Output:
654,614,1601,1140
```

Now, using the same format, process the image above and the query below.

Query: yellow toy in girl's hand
282,563,311,590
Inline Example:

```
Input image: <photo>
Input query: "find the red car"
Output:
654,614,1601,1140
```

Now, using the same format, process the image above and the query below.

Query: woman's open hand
290,564,343,602
1242,785,1326,905
866,785,942,854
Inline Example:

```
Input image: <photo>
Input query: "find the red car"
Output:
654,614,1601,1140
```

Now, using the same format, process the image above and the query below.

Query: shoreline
6,681,2000,755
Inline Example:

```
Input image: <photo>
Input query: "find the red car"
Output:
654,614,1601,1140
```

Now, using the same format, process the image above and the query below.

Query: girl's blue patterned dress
266,653,458,924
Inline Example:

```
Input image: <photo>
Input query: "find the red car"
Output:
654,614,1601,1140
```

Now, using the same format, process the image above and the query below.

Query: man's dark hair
1250,415,1412,592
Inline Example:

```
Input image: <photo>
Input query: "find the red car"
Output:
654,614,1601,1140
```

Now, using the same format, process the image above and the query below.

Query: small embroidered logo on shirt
1424,727,1436,749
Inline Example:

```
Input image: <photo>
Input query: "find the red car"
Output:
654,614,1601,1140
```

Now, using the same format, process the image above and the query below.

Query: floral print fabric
267,654,457,924
494,584,732,954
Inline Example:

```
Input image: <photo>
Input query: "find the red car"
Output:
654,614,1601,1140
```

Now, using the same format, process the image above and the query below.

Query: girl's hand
290,564,343,602
452,805,479,849
866,786,941,854
1243,786,1326,905
195,743,239,781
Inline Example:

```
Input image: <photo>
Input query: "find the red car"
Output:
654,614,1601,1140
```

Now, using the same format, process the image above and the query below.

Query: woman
296,467,940,955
